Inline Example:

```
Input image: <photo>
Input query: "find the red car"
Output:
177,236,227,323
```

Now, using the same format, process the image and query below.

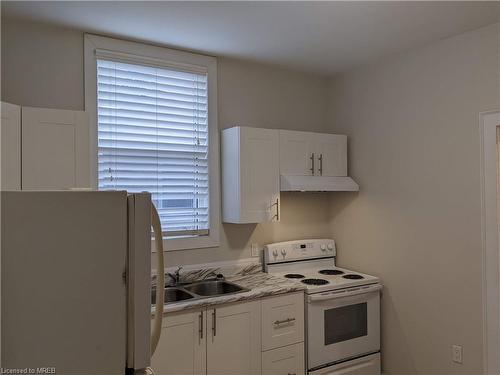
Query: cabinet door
152,310,206,375
240,127,280,223
309,353,380,375
22,107,89,189
311,133,347,177
207,300,261,375
1,102,21,190
262,343,305,375
261,292,304,351
279,130,315,176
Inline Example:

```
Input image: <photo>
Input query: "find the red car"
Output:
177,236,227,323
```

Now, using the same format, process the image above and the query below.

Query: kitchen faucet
167,266,183,285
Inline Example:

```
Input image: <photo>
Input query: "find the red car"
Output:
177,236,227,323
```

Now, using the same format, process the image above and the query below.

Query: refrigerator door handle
150,203,165,355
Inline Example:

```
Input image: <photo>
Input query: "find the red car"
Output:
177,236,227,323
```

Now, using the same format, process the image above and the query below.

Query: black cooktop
343,274,364,280
301,278,330,286
284,273,305,279
318,269,345,275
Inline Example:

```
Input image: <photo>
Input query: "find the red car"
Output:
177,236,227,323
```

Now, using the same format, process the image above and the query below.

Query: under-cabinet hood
280,175,359,192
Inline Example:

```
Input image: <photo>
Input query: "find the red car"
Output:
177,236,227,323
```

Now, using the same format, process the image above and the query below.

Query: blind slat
97,58,210,235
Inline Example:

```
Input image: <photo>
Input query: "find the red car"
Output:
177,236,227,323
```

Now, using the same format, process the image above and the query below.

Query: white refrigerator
1,191,164,375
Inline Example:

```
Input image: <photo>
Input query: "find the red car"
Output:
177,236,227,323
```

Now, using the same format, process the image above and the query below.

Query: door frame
480,110,500,375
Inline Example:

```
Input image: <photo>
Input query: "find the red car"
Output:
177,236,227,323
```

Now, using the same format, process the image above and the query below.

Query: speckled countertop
151,264,305,314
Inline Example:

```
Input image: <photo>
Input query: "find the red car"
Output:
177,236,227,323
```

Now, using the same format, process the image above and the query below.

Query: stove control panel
264,239,336,264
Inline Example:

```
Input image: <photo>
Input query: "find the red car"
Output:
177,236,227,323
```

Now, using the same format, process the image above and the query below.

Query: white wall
5,15,500,375
1,17,331,266
327,23,500,375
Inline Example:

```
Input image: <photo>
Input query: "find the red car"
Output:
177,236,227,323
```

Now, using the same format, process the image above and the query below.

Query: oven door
307,284,381,370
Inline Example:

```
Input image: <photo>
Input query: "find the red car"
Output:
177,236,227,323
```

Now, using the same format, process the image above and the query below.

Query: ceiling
3,1,500,76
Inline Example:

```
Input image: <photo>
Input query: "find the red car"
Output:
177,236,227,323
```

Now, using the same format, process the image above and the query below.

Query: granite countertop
151,264,305,314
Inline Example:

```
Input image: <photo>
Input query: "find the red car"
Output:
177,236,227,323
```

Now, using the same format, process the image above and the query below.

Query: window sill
152,233,220,252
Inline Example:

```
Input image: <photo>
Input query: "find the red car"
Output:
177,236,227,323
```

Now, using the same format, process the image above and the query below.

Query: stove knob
281,249,287,257
320,244,327,251
327,243,334,251
272,249,278,258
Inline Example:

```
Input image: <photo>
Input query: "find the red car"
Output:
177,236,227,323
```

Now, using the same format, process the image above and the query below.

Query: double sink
152,280,249,305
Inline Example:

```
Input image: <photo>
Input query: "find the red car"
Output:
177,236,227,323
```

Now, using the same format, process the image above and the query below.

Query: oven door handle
308,283,382,302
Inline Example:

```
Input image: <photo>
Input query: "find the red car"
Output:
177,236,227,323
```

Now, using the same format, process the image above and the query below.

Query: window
85,34,219,250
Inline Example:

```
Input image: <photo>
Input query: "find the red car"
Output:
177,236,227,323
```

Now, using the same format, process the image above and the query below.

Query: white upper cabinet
1,102,21,190
279,130,316,176
279,130,347,177
222,126,352,222
22,107,90,190
222,126,280,224
311,132,347,177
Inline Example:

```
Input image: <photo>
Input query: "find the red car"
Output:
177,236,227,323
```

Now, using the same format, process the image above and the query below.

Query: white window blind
97,58,209,237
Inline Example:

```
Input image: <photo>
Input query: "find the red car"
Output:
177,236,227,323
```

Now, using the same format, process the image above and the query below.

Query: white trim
84,33,220,251
94,48,208,75
480,110,500,375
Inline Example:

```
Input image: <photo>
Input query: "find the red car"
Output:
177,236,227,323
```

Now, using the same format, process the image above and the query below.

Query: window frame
84,33,220,251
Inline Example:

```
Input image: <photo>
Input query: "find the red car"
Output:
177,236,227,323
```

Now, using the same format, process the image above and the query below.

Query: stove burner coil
343,274,364,280
318,269,344,275
284,273,305,279
301,278,330,285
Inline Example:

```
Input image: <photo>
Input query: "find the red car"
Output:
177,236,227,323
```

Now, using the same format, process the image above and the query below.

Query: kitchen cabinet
262,343,305,375
261,292,304,351
279,130,347,177
154,299,261,375
309,353,380,375
312,133,347,177
1,102,21,190
151,309,206,375
278,130,315,176
207,300,262,375
221,126,280,223
21,106,89,190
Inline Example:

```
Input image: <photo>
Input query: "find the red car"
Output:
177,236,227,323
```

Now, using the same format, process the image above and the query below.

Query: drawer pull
273,317,296,326
288,373,296,375
212,309,217,337
199,311,203,340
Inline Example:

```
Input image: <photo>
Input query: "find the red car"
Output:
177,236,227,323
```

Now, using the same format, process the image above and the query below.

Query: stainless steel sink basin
151,287,194,304
184,280,248,296
151,279,248,306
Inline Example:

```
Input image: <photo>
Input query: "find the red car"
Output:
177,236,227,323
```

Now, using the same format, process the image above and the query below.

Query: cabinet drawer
262,343,305,375
261,292,304,350
308,353,380,375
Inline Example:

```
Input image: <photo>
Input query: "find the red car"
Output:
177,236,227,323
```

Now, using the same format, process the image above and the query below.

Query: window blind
97,58,209,237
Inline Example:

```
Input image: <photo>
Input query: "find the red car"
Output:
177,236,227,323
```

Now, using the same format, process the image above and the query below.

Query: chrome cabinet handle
318,153,323,176
212,309,216,337
199,311,203,340
274,317,296,326
310,153,315,175
271,198,279,221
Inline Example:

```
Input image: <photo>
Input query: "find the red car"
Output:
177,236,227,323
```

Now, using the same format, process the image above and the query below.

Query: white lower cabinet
261,292,304,351
152,309,206,375
308,353,380,375
207,301,262,375
261,292,305,375
262,342,305,375
153,300,262,375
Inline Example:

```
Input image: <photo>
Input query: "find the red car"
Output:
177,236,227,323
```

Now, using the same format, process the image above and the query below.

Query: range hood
280,175,359,192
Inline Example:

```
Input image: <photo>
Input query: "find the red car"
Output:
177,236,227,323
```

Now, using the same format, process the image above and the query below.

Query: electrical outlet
251,243,260,257
452,345,463,364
